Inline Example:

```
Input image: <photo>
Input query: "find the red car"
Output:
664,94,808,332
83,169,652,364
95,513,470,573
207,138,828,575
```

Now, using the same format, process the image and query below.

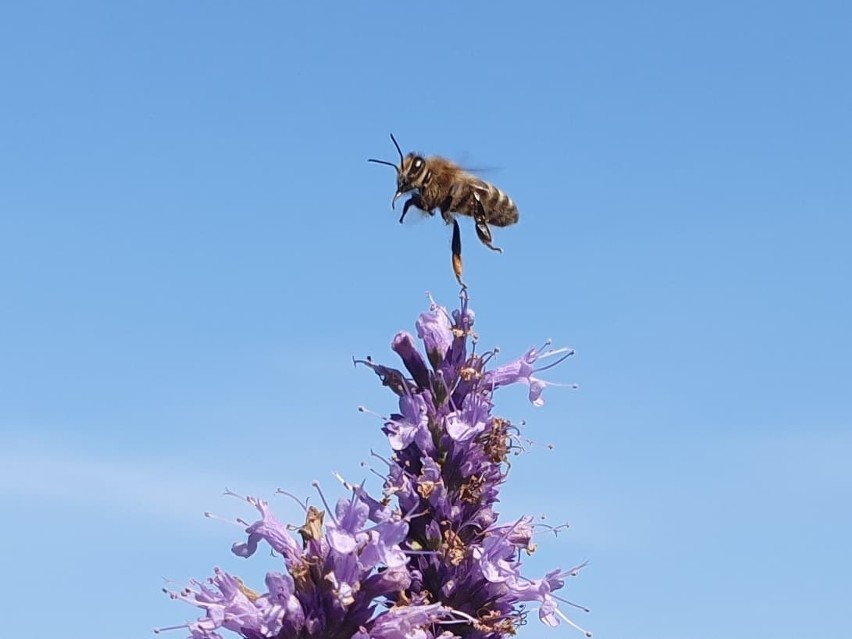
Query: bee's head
369,134,428,209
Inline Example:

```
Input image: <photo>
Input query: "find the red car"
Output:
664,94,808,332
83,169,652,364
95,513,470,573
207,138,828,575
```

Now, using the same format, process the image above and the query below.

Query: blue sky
1,2,850,637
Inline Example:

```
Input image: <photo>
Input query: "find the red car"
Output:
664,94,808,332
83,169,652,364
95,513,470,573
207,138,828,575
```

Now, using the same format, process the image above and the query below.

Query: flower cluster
159,292,586,639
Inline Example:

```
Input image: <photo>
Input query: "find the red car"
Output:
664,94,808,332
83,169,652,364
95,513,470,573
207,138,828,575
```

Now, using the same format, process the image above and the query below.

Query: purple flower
384,393,429,451
392,332,431,391
472,534,520,584
161,291,586,639
229,495,301,565
483,345,575,407
358,293,584,636
162,568,290,639
415,300,454,368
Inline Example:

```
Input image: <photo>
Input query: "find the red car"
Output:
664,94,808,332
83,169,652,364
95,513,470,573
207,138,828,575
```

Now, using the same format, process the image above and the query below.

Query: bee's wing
453,151,500,175
461,166,499,176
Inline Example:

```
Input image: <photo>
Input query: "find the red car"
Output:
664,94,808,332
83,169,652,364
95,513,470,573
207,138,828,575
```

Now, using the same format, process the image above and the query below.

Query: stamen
222,488,246,500
358,406,388,421
536,338,553,354
311,481,337,525
534,348,575,373
204,491,274,528
365,465,386,482
555,607,593,637
433,297,455,326
202,511,247,528
479,347,500,367
369,449,393,468
152,623,189,634
275,489,309,511
532,521,571,536
161,586,202,607
354,460,388,482
564,560,589,577
332,471,351,489
554,594,591,613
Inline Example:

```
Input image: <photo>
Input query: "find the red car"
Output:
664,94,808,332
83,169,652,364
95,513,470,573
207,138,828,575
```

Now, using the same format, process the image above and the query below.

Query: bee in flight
369,134,519,287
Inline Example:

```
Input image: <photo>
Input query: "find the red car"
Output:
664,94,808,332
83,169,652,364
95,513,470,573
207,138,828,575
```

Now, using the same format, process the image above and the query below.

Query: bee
369,134,519,287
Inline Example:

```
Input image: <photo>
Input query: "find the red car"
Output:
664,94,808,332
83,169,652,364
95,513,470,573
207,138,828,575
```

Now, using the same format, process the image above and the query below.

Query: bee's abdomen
473,180,519,227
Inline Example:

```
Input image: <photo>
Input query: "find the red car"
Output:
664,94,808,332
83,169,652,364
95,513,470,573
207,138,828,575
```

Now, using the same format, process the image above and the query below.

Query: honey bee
369,134,519,287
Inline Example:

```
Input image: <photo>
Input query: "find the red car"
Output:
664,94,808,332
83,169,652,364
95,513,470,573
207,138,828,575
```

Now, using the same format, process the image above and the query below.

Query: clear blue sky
1,2,850,638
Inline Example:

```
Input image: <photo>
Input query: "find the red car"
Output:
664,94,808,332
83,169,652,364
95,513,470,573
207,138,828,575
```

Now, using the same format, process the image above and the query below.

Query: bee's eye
413,158,423,170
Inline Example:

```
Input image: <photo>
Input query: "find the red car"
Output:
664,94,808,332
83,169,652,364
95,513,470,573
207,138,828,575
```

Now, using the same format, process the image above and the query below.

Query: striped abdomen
469,178,519,227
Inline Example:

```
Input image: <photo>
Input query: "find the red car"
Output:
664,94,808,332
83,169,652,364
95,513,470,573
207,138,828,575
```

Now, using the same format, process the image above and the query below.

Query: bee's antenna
389,133,404,164
368,158,399,172
368,134,405,173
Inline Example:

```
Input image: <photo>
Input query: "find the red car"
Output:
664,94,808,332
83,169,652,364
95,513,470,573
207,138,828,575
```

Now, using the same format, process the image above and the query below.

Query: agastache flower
160,291,587,639
358,291,585,638
483,343,576,407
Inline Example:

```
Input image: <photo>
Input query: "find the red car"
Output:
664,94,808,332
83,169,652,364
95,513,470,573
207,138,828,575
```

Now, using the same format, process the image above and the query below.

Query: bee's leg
399,194,424,224
438,193,466,287
473,193,503,253
438,193,457,225
451,217,466,289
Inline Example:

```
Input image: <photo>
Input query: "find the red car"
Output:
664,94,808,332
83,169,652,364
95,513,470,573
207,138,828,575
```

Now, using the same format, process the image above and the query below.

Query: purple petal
231,497,301,564
416,307,453,368
392,331,431,390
